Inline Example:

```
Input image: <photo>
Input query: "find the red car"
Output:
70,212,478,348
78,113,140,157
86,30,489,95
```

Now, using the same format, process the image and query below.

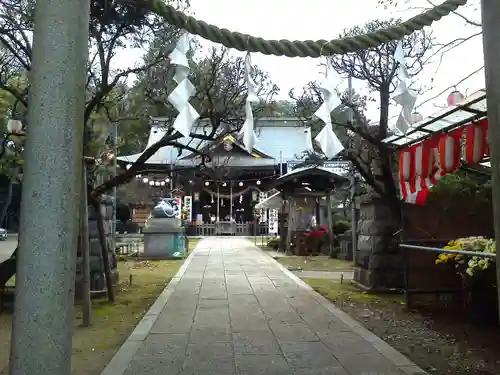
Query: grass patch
277,256,353,271
186,236,201,251
302,278,404,305
0,259,184,375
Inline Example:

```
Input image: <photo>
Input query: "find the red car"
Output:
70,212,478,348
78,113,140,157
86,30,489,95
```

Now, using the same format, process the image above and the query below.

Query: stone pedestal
143,217,185,259
353,194,403,290
337,231,353,261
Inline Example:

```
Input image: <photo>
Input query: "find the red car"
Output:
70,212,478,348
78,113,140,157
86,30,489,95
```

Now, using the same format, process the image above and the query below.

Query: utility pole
9,0,90,373
481,0,500,325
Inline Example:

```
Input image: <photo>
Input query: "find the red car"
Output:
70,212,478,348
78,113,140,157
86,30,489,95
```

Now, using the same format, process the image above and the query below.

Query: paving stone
232,331,281,355
279,341,342,369
189,325,232,343
183,342,234,370
270,322,319,342
113,238,425,375
334,351,404,375
235,353,291,375
292,367,350,375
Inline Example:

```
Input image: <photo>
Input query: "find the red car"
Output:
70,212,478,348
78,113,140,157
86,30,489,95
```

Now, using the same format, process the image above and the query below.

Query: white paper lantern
409,112,423,124
239,182,243,187
447,91,464,106
148,180,154,186
142,177,149,184
256,180,261,185
7,119,22,134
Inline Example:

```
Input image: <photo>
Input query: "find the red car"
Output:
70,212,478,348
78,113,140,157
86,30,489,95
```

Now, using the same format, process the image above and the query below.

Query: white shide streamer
392,40,417,134
314,63,344,159
239,53,259,153
168,34,200,137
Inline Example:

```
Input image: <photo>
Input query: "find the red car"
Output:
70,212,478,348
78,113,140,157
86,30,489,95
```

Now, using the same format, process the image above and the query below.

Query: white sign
184,196,192,221
268,208,279,235
286,160,351,176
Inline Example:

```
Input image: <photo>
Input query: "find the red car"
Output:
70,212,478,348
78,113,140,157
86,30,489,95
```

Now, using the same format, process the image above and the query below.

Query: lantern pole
481,0,500,325
9,0,90,372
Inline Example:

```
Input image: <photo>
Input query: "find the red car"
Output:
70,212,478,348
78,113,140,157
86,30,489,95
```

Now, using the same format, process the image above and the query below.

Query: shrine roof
117,117,312,166
272,165,349,193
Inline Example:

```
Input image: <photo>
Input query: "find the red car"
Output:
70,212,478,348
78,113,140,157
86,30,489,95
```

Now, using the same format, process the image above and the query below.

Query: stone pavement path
104,237,426,375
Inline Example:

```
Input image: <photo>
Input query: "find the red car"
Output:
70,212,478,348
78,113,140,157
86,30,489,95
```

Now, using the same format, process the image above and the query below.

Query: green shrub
267,238,280,249
332,220,350,235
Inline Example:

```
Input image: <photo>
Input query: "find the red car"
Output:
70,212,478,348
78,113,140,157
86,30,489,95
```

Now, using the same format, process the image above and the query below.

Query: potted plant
435,237,497,322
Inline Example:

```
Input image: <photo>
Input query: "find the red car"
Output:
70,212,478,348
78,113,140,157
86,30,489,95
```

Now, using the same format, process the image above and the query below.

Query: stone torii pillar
9,0,90,374
481,0,500,325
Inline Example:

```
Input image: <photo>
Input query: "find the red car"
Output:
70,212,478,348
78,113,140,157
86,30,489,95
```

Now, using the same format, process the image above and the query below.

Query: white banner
183,196,192,221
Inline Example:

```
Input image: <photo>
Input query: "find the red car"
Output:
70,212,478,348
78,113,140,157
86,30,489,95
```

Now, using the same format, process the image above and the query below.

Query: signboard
268,208,279,235
286,160,351,176
183,196,192,221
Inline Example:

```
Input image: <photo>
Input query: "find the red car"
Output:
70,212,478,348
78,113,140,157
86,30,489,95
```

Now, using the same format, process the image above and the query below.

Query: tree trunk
0,179,13,228
91,199,115,302
80,165,92,325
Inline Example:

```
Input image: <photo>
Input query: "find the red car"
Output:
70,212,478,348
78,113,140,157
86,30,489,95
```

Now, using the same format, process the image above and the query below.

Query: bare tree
290,19,433,218
91,45,279,197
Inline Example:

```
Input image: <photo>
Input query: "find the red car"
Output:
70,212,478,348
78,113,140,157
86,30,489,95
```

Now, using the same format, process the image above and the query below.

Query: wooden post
481,0,500,325
80,163,92,326
326,191,334,256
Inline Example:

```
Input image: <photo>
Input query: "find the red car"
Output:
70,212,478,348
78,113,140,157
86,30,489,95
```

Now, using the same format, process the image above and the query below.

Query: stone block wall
75,195,118,295
353,194,403,290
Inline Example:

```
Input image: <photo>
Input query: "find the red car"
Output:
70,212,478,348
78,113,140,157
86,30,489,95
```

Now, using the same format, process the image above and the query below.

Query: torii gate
10,1,497,375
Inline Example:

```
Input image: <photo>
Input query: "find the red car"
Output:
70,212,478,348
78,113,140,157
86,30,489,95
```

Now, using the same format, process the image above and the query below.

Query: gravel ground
304,278,500,375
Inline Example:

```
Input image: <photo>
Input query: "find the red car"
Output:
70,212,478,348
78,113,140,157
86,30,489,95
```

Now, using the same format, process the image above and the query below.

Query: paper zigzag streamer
168,34,200,137
314,63,344,159
239,53,259,153
392,41,417,134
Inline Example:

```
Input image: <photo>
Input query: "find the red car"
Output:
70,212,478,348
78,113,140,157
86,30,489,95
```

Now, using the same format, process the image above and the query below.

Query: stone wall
75,195,118,295
353,194,403,290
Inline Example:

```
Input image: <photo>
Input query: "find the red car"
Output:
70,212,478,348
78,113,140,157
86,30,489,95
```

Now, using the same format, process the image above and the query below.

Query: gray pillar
481,0,500,325
9,0,90,373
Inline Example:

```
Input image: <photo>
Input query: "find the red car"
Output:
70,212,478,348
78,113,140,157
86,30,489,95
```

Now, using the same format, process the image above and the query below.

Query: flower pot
464,269,498,324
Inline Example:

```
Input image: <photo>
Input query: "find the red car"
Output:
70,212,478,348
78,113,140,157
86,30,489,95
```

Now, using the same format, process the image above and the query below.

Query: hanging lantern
446,90,464,106
412,138,439,191
222,182,227,187
148,180,155,186
6,119,22,134
398,147,415,200
438,127,463,174
205,181,210,186
256,180,261,185
464,119,488,166
223,140,233,151
239,182,243,187
155,181,160,186
160,181,166,186
252,190,258,201
239,195,243,204
165,177,170,183
409,112,423,124
142,177,149,184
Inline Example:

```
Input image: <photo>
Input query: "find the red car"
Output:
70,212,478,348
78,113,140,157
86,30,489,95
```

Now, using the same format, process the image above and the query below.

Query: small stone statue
151,198,179,219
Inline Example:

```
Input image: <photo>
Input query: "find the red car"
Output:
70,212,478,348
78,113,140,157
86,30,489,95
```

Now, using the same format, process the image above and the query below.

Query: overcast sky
116,0,484,125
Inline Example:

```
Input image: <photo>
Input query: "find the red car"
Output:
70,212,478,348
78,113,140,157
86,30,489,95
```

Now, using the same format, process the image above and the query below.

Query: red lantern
413,137,440,191
447,90,464,106
464,119,488,165
398,147,416,200
438,128,463,174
